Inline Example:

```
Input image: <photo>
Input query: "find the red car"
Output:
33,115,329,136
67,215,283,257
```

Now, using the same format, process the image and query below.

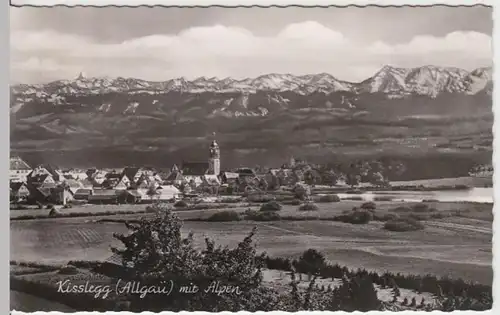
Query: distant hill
10,65,493,175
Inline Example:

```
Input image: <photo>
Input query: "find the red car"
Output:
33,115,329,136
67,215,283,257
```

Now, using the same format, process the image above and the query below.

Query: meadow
11,199,492,285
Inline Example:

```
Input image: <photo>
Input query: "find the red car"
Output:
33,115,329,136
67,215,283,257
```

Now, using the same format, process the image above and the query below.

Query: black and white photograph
9,3,494,313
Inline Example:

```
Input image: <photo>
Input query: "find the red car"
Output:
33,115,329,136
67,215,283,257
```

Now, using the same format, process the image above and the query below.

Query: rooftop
10,156,32,171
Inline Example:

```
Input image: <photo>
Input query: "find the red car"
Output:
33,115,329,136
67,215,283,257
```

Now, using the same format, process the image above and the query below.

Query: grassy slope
10,200,492,284
10,290,76,312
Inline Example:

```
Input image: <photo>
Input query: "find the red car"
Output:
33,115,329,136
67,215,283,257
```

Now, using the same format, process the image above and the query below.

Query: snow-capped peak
10,65,494,98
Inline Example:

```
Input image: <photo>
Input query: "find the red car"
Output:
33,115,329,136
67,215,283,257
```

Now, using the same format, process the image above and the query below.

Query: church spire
208,132,220,175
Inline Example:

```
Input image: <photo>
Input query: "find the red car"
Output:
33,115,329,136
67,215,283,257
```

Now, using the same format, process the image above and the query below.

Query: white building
10,156,32,182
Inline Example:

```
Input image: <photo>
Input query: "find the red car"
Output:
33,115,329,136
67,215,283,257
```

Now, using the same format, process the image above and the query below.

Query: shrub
298,202,319,211
293,183,311,200
58,265,79,275
260,201,282,212
207,210,241,222
146,203,172,213
63,203,73,209
384,218,425,232
390,206,412,213
48,208,61,217
71,199,87,206
335,209,373,224
245,209,281,221
350,210,373,224
46,203,54,209
146,205,158,213
10,204,28,210
430,212,450,219
343,196,363,201
346,189,363,194
360,201,376,211
407,213,431,221
173,200,188,208
296,249,327,274
318,194,341,203
332,275,381,311
290,199,302,206
247,194,275,203
412,203,435,213
217,197,242,204
373,213,400,221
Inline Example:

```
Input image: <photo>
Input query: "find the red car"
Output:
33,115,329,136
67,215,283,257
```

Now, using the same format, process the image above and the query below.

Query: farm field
11,201,492,285
47,200,490,223
9,202,258,219
10,204,150,218
390,176,492,188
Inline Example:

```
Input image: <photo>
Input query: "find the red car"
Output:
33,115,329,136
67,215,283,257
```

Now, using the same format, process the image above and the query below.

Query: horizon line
10,63,493,86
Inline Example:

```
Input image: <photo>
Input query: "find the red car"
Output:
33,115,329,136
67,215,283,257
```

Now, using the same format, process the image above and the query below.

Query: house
86,168,98,179
265,169,281,189
10,156,32,183
29,173,55,186
220,172,239,185
155,170,171,183
181,162,210,188
62,179,84,195
203,175,221,190
156,185,181,201
197,175,221,194
182,162,209,176
80,178,97,189
88,189,119,205
26,184,51,204
236,168,257,178
164,171,185,186
101,173,130,190
51,186,74,205
122,167,140,182
185,176,203,188
117,190,142,204
136,173,161,189
91,170,109,184
42,164,64,182
10,182,30,201
27,166,56,186
122,167,156,183
238,175,260,193
61,168,88,181
39,182,58,190
74,188,93,201
114,176,131,190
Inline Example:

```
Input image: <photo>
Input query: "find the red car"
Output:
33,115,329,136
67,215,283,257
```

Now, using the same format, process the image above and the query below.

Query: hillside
10,65,493,176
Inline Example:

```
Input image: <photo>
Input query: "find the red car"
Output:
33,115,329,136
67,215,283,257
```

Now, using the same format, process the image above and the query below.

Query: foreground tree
112,204,272,311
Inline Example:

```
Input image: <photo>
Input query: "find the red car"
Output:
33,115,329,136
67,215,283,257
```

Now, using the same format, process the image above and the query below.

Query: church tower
208,137,220,176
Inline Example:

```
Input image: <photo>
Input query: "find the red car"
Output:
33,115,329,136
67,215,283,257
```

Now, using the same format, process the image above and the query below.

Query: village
9,140,341,208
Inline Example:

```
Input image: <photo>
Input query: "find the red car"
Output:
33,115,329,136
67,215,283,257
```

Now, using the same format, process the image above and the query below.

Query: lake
337,187,493,203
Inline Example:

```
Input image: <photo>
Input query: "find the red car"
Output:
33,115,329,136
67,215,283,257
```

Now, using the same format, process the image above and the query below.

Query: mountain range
11,65,492,101
10,65,493,174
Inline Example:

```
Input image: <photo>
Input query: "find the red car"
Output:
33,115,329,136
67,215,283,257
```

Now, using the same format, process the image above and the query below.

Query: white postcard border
7,1,497,315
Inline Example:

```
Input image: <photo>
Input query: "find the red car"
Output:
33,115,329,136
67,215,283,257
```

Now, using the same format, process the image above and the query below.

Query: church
166,137,221,187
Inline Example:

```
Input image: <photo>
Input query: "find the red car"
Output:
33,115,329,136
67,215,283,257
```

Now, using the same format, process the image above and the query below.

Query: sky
10,5,493,84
